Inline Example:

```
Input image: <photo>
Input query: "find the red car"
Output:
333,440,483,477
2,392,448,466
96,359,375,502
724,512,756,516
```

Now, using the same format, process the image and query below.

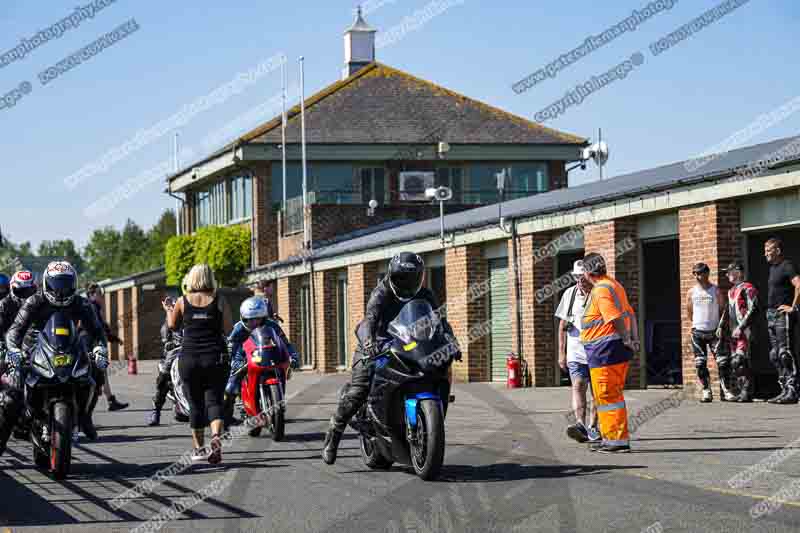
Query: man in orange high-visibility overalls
580,252,640,453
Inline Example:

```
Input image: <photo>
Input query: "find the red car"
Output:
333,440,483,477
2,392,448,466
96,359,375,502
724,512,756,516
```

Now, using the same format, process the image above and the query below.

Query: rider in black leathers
322,252,457,464
147,320,184,426
3,263,108,444
0,271,37,453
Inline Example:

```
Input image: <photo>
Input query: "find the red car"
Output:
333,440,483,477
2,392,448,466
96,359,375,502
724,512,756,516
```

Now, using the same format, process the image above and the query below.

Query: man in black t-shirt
764,237,800,404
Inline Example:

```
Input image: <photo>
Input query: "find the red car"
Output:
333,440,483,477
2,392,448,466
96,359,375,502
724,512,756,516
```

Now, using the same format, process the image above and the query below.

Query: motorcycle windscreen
247,326,288,365
387,300,441,345
34,312,80,378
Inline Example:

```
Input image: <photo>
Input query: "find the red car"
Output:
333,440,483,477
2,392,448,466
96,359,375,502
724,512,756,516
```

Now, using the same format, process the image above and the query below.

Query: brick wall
347,262,378,362
314,270,342,373
511,233,558,386
445,244,489,383
277,276,303,362
278,214,306,261
309,203,475,249
252,162,279,267
583,219,642,389
678,201,742,399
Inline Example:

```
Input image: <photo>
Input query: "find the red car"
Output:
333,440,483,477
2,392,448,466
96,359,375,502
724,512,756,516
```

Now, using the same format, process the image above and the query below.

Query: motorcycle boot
776,384,799,404
322,418,344,465
0,388,23,456
76,385,98,441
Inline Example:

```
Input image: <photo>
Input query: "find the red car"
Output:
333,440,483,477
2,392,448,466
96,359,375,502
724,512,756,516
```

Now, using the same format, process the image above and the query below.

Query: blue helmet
0,273,9,298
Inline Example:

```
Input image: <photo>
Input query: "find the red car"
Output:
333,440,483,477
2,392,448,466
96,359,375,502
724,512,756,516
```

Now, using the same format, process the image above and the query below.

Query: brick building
249,135,800,400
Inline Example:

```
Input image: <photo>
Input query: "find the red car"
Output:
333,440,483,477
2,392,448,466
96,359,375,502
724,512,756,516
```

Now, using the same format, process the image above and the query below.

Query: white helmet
42,261,78,307
240,296,269,322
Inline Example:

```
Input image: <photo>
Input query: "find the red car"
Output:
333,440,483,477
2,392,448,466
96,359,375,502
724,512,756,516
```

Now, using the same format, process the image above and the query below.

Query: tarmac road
1,364,799,532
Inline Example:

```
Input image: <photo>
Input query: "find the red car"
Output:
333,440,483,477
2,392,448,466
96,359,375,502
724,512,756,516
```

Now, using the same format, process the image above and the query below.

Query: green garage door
489,258,512,382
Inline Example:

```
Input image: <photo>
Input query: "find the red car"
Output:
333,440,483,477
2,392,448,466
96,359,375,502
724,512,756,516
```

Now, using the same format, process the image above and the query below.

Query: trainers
566,423,589,443
701,389,712,403
595,444,631,454
108,396,129,411
208,435,222,465
72,429,81,443
586,426,602,442
191,447,209,462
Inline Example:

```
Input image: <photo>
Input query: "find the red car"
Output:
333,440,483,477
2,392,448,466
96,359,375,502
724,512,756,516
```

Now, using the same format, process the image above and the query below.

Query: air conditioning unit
398,171,435,201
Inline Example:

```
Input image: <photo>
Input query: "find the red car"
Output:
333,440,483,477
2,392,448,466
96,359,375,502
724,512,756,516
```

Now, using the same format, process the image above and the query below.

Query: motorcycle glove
93,346,109,371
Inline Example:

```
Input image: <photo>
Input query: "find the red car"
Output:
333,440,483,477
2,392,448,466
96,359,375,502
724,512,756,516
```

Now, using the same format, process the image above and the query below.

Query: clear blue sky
0,0,797,249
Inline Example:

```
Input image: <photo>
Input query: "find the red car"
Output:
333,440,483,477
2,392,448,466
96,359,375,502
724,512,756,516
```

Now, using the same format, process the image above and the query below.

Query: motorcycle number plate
403,341,417,351
53,354,72,367
55,327,70,336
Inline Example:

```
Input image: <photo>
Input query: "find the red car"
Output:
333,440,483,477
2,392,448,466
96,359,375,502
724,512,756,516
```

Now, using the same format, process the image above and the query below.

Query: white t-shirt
555,285,589,364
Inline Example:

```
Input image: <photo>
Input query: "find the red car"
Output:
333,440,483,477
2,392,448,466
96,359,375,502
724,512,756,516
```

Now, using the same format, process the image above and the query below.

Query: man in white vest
686,262,730,402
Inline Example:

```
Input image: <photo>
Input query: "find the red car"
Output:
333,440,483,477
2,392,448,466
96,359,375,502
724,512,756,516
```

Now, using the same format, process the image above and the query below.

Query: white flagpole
281,58,288,213
300,56,309,249
174,132,180,236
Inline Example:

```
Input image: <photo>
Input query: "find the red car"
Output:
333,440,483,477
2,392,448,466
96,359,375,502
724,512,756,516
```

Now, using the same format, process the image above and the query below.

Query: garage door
489,258,512,381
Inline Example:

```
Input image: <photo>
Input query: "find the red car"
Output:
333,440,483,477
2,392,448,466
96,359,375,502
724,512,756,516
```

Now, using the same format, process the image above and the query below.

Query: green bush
165,235,195,286
165,226,251,288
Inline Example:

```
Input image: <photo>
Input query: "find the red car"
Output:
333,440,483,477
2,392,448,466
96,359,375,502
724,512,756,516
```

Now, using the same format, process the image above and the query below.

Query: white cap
572,260,586,277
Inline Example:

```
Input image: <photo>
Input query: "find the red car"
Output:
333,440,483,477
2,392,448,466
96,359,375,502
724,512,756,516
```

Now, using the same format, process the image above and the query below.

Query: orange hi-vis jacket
580,275,635,369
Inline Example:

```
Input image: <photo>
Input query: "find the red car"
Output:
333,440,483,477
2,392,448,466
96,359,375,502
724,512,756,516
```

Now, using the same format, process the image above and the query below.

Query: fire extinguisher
128,356,138,375
507,353,522,388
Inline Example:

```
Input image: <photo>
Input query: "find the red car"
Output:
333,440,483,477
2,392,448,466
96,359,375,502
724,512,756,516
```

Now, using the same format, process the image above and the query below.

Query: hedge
165,226,251,288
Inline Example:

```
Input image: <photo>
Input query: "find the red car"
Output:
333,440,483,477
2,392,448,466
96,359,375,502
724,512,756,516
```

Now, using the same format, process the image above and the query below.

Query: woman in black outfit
163,264,232,463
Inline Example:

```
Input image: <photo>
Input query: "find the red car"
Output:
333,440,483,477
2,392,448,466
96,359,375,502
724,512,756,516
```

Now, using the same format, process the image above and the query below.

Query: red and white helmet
42,261,78,307
10,270,37,301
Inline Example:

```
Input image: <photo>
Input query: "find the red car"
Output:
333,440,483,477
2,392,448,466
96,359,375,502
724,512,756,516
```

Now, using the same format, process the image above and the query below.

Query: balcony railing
281,188,541,235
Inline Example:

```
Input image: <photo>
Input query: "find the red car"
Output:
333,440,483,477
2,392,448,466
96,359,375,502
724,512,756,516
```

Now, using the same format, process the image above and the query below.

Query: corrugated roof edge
248,135,800,275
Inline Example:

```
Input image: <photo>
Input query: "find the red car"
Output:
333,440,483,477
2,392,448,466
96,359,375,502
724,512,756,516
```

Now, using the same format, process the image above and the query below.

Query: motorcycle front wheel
266,383,284,442
410,399,445,481
50,401,72,480
360,433,392,470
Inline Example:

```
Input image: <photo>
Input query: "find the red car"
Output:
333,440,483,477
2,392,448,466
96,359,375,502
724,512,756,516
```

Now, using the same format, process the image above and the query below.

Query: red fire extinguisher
128,356,138,375
507,353,522,388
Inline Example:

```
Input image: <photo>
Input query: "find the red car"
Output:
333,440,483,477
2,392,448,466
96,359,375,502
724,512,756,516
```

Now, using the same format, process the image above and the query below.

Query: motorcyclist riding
322,252,457,465
223,296,298,428
0,271,38,454
2,262,108,444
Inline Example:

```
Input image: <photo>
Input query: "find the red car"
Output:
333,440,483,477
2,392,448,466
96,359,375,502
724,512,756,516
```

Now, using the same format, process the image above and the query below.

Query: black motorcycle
350,299,457,480
22,312,94,479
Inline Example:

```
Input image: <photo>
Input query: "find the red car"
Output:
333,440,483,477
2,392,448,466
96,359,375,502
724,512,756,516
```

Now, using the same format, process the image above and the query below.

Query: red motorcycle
240,325,290,441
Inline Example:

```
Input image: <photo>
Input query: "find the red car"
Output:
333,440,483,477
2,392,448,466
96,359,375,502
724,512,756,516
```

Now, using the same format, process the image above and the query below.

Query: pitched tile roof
240,62,585,146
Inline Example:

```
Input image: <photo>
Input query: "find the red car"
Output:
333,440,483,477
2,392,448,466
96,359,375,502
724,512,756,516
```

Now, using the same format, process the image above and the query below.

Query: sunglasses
692,271,708,276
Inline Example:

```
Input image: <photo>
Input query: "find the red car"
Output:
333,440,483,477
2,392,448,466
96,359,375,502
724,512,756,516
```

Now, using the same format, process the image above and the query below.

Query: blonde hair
185,264,217,295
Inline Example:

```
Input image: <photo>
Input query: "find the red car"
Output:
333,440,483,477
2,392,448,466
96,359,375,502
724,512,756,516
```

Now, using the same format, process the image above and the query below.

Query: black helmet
388,252,425,302
42,261,78,307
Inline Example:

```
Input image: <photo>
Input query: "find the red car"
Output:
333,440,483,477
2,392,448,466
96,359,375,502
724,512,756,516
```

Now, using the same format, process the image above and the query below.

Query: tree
83,227,123,281
37,239,86,274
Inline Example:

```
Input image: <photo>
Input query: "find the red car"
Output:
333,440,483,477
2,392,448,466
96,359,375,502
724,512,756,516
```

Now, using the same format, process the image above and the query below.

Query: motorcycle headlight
33,350,55,379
